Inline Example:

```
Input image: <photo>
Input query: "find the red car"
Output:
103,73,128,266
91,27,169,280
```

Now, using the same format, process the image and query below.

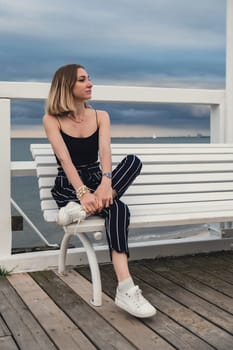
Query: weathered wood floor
0,251,233,350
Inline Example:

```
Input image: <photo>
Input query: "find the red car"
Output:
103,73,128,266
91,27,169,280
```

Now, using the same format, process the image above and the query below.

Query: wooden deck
0,251,233,350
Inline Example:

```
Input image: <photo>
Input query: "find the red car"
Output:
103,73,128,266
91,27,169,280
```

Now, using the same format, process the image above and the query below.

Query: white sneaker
56,202,87,226
115,285,156,318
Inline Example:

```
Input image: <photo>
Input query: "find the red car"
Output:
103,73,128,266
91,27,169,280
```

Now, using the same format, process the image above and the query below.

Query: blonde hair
46,64,86,116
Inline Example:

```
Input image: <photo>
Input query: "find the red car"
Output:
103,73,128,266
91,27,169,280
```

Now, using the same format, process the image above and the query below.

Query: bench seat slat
40,190,233,210
30,143,233,151
34,153,233,165
45,210,233,231
38,172,233,188
39,182,233,200
41,199,233,215
35,163,233,176
43,200,233,220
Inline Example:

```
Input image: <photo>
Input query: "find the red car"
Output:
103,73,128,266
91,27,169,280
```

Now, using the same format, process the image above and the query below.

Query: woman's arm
43,114,98,213
94,111,113,210
43,114,84,189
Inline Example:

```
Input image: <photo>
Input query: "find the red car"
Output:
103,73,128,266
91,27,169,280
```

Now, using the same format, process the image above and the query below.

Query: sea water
11,136,210,251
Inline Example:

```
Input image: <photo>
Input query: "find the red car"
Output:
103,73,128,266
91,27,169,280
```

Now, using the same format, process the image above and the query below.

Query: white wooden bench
31,143,233,306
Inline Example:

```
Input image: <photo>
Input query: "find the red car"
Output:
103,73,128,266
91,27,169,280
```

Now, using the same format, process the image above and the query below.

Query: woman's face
72,68,93,100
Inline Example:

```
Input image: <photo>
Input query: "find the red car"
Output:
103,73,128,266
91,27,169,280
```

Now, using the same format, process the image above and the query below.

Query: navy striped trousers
51,154,142,257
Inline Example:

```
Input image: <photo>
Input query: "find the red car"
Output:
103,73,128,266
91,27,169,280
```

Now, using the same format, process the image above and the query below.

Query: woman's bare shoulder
95,109,110,121
42,114,61,134
43,113,57,124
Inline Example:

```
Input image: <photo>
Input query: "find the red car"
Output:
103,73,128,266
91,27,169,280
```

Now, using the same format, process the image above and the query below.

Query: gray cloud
0,0,225,50
11,100,210,135
0,0,225,135
0,0,225,84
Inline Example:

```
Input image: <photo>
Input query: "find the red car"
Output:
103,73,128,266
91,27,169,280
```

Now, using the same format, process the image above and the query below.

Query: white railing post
0,99,12,256
210,103,225,143
225,0,233,143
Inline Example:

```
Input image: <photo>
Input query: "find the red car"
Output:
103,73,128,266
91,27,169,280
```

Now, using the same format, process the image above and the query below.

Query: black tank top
56,111,99,167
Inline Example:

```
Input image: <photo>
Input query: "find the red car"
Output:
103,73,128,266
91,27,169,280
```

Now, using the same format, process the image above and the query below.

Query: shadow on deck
1,251,233,350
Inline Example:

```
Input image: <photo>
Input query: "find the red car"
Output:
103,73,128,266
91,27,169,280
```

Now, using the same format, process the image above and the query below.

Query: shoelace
64,206,102,241
128,286,147,306
68,205,86,224
63,207,87,238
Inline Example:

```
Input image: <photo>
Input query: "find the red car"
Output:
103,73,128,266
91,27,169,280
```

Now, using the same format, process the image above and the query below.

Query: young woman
43,63,156,318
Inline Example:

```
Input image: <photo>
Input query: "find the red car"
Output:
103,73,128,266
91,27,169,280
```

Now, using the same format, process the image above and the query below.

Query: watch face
103,172,112,179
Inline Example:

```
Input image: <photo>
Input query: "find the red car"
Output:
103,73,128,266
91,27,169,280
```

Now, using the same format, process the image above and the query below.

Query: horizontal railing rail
0,81,225,103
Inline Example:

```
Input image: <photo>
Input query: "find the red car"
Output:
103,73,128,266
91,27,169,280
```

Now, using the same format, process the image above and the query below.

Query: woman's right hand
80,192,98,214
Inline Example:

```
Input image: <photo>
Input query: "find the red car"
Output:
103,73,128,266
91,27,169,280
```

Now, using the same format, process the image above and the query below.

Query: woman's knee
116,199,130,213
109,200,130,221
126,154,142,174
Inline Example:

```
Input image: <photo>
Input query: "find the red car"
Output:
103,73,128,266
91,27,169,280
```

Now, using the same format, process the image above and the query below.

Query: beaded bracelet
76,185,90,200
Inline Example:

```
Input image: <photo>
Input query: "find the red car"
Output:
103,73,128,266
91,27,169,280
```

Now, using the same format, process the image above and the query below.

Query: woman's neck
69,102,86,123
73,102,86,117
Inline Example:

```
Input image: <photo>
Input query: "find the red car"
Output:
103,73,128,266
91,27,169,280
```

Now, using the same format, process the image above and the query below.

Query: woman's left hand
94,183,113,212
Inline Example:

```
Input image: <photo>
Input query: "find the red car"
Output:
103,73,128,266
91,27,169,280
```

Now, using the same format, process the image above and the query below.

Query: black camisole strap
95,110,99,128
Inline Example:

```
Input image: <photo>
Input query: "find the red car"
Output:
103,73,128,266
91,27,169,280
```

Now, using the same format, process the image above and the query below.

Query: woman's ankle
117,276,134,292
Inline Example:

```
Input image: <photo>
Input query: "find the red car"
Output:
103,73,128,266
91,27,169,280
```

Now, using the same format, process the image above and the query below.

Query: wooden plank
150,268,233,315
169,254,233,285
177,269,233,298
185,257,233,285
0,314,10,336
56,269,173,350
0,277,56,350
30,270,137,350
0,336,18,350
204,251,233,268
8,273,96,350
129,264,233,337
144,255,233,299
77,265,216,350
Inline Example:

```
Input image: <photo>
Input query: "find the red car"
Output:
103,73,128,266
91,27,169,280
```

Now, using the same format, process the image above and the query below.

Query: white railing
0,82,228,272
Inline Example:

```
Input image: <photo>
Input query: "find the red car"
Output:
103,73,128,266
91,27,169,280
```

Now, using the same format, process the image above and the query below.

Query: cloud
0,0,225,87
11,99,210,130
0,0,225,136
0,0,225,50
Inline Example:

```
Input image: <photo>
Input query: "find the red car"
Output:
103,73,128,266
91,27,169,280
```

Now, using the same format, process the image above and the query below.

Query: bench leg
58,228,102,306
78,232,102,307
58,229,72,274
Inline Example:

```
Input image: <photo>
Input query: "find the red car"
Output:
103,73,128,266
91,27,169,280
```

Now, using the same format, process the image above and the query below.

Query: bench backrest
31,143,233,222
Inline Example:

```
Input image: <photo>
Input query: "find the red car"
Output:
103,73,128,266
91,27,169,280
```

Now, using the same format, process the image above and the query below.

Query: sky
0,0,227,137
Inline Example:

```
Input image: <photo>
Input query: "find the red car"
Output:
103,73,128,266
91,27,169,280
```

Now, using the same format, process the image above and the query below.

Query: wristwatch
103,172,112,179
